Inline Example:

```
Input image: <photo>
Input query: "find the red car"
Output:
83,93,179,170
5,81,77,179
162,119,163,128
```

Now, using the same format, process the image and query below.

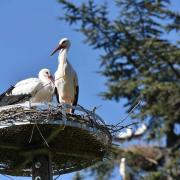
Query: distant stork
120,158,132,180
0,68,54,105
51,38,79,113
116,124,147,140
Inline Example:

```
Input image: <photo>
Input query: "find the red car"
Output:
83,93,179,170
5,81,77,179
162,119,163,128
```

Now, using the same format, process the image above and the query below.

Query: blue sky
0,0,179,179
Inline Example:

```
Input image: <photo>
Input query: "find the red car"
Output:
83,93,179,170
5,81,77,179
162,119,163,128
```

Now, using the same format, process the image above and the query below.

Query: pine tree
58,0,180,179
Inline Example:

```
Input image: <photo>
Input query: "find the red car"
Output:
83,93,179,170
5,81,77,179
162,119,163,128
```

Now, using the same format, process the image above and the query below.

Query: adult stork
0,68,54,106
51,38,79,113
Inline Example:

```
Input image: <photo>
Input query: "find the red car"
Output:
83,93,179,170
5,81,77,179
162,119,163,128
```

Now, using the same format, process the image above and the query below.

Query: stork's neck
58,48,68,65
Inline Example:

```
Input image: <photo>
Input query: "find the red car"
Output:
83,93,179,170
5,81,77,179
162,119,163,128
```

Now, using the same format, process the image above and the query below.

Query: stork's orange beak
51,44,63,56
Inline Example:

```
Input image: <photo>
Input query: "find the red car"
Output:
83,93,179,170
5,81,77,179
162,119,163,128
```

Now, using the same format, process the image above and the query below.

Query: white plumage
120,158,131,180
51,38,79,113
117,128,133,139
134,124,147,136
117,124,147,140
11,68,54,103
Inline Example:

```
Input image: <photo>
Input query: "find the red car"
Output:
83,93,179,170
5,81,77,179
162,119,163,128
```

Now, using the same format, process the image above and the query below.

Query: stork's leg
48,103,53,113
61,99,71,113
70,106,74,114
67,108,71,113
28,99,32,108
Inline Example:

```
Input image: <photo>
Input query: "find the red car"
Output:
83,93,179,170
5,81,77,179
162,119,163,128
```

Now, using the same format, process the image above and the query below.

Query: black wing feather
0,86,31,106
54,87,60,103
71,85,79,113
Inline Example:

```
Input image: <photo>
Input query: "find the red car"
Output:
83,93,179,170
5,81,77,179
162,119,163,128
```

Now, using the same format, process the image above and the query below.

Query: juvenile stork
51,38,79,113
1,69,55,105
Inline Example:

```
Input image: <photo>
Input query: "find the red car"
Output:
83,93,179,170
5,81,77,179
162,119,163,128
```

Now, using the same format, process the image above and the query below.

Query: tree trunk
166,123,178,147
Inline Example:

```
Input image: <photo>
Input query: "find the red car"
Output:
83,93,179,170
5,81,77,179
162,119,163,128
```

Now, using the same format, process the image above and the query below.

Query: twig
34,119,50,148
115,98,142,127
111,122,138,134
92,105,102,113
78,104,95,126
29,123,36,143
54,174,61,180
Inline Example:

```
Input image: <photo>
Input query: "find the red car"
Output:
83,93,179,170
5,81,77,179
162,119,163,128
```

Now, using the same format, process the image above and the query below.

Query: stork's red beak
48,75,55,84
51,44,63,56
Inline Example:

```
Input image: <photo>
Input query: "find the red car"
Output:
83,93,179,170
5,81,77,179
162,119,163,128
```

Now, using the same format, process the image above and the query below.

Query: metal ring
35,176,41,180
35,162,41,168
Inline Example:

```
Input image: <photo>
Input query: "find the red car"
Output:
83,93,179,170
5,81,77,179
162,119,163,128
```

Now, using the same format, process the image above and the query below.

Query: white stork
134,124,147,136
51,38,79,113
120,158,132,180
9,68,54,103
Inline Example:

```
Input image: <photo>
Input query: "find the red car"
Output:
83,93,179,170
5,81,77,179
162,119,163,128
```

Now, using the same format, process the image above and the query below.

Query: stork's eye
62,41,67,45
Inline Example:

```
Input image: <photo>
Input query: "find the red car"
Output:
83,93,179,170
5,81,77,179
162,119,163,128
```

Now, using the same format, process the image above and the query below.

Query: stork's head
39,68,54,83
51,38,71,56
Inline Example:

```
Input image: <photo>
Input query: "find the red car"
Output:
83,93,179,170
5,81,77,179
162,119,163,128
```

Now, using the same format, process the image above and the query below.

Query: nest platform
0,103,112,177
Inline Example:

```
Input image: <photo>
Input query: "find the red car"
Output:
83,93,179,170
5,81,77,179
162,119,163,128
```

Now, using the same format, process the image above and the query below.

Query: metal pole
32,154,53,180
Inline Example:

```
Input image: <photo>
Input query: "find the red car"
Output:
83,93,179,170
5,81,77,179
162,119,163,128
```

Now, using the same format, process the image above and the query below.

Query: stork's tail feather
71,86,79,114
54,87,60,103
0,94,31,107
0,85,14,100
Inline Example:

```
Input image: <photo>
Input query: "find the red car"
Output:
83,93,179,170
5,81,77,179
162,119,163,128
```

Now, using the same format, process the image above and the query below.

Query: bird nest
0,103,112,177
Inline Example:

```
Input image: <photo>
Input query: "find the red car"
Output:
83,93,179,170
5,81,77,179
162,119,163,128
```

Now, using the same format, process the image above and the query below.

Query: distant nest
0,103,112,176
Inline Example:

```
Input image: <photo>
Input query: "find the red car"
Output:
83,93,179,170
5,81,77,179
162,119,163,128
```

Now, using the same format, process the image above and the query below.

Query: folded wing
12,78,41,95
